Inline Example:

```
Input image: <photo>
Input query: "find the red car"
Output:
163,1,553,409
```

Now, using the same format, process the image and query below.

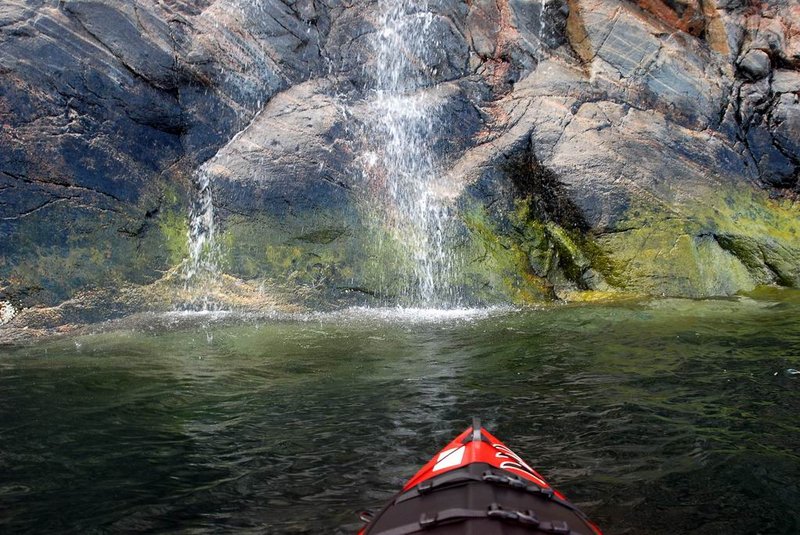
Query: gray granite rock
772,69,800,93
1,0,799,321
0,0,323,307
771,93,800,170
739,49,772,80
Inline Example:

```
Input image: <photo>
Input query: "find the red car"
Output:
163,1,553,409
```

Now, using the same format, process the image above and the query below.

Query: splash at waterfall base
2,0,800,336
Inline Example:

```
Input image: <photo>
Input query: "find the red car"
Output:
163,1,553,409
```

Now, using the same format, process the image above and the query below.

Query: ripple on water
0,293,799,534
299,306,517,325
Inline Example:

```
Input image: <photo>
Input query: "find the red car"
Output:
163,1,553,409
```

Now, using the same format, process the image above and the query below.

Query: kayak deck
359,421,602,535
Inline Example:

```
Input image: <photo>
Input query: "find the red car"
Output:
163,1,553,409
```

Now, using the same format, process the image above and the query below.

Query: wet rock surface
1,0,799,333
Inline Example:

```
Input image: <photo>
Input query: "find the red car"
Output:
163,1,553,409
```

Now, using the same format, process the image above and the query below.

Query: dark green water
1,292,799,534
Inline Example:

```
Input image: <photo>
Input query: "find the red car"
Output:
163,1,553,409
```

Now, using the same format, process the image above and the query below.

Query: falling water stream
182,1,463,309
367,0,458,307
184,167,220,292
539,0,549,60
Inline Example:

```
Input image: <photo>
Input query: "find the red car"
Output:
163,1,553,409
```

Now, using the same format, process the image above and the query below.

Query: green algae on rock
596,189,800,297
1,0,799,332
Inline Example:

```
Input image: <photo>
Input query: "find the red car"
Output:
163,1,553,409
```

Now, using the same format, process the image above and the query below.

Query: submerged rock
0,0,799,330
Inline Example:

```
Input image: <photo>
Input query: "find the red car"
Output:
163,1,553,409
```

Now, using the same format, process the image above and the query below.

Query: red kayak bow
359,420,603,535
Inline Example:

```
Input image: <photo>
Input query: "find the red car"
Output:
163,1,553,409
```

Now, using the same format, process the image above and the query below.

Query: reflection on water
303,305,516,324
1,291,799,534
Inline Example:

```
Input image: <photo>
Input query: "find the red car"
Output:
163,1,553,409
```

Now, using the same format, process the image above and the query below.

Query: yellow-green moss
461,205,555,304
215,212,416,299
595,187,800,296
157,210,189,267
458,196,632,303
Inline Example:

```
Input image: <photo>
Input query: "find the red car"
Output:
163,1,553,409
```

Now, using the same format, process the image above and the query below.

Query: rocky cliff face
0,0,327,320
1,0,799,326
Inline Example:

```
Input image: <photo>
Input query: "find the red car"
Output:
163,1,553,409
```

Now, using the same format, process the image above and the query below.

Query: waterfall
539,0,549,61
368,0,458,307
183,165,221,308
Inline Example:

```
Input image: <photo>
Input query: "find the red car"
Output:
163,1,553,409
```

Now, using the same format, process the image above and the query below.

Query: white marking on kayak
433,446,465,471
493,443,548,487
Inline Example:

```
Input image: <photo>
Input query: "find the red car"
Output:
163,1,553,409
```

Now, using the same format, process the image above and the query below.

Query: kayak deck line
358,420,603,534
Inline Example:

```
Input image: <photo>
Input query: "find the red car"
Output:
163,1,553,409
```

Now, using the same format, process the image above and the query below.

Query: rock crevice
1,0,799,329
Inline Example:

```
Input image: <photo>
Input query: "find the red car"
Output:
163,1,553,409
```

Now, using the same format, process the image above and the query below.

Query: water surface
1,292,799,534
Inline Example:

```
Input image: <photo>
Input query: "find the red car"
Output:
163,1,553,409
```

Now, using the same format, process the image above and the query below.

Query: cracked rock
772,69,800,94
738,49,772,80
1,0,800,320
